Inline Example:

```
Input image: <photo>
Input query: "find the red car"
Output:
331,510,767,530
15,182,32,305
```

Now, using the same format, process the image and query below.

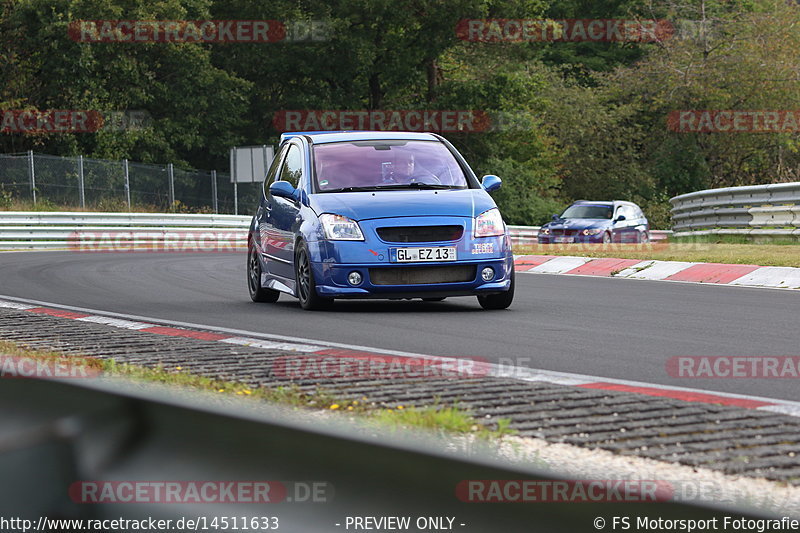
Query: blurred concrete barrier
0,378,766,531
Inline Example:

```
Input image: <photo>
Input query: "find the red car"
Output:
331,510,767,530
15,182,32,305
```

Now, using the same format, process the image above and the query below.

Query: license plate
394,247,457,263
554,236,574,243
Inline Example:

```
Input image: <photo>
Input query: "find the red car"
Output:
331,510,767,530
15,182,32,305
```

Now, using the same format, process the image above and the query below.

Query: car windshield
313,140,469,192
560,205,613,219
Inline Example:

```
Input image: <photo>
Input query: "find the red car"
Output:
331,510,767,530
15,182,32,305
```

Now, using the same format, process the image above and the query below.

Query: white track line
2,294,800,416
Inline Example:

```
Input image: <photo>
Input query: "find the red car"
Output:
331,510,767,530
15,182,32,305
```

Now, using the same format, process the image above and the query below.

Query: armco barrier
0,377,767,530
670,182,800,238
0,213,669,250
0,212,252,250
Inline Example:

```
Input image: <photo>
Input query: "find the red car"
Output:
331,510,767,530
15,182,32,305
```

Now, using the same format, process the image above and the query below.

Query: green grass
0,198,215,214
672,233,799,245
516,242,800,268
371,401,514,438
0,340,514,439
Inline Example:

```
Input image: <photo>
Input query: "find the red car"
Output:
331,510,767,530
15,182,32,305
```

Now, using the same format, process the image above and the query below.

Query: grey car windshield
560,205,613,219
313,140,469,192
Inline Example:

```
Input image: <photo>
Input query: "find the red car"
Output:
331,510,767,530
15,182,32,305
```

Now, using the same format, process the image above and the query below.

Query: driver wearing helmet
381,150,438,184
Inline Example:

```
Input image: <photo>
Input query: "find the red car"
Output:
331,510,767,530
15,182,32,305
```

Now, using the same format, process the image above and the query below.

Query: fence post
27,150,36,205
211,171,218,214
167,163,175,211
78,155,86,208
234,182,238,216
123,159,131,210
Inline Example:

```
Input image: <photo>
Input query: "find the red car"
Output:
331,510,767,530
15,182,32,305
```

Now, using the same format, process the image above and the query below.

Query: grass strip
0,340,514,439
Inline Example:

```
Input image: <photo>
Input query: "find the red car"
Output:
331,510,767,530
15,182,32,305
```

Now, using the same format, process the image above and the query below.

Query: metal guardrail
0,377,761,531
0,213,670,250
0,212,252,250
670,182,800,237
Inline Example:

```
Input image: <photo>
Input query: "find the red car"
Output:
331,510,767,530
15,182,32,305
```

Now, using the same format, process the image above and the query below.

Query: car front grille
551,229,580,237
376,225,464,243
369,265,476,286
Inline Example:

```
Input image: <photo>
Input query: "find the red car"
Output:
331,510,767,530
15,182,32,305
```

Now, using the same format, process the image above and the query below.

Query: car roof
572,200,639,207
280,131,440,145
572,200,614,206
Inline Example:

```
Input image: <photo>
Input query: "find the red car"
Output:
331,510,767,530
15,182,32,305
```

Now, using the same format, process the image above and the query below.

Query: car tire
248,243,280,303
295,241,332,311
638,231,649,244
602,232,612,244
477,268,515,310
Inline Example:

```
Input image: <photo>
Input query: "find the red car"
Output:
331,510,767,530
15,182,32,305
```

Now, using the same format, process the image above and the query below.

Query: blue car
538,200,650,244
247,131,515,310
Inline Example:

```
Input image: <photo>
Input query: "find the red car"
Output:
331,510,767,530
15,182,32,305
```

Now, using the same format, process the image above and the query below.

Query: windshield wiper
323,183,463,193
323,186,385,193
370,183,460,190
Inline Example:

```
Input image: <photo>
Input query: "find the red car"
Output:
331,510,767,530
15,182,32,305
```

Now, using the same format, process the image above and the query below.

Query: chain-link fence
0,151,264,215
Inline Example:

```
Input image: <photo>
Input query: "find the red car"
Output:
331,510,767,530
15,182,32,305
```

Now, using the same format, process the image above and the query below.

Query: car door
631,206,649,241
268,142,305,279
614,205,637,242
256,145,288,274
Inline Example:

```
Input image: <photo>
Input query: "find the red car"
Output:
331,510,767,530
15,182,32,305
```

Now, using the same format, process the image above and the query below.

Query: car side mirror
481,175,502,193
269,180,298,201
552,214,560,221
615,215,626,222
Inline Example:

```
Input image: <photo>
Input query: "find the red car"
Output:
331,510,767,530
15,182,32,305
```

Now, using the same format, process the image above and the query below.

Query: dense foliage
2,0,799,227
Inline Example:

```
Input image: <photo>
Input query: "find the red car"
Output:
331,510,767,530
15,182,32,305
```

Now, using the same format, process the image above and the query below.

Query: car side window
263,146,288,197
278,144,303,189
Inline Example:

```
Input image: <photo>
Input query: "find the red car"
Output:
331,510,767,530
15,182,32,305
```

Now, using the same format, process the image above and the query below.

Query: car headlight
541,228,550,235
583,228,603,236
319,214,364,241
474,208,505,238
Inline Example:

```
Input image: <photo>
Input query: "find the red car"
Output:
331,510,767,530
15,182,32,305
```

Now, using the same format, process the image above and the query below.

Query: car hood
543,219,610,230
308,189,496,221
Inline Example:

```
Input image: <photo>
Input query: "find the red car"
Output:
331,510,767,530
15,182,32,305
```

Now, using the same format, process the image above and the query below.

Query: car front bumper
313,257,513,298
537,233,605,244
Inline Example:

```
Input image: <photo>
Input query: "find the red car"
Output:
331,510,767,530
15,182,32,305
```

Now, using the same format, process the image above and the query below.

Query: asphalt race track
1,251,798,402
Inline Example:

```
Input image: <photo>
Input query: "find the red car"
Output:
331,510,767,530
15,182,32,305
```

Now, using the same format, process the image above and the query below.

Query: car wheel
422,297,446,302
247,243,280,303
602,232,612,244
638,231,649,244
295,241,332,311
477,268,515,310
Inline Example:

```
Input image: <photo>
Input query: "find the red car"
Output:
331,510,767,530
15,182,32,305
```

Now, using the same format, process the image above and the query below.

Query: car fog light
481,267,495,282
348,271,363,286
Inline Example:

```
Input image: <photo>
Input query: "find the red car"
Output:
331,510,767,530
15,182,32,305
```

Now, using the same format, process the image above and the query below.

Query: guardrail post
27,150,36,205
167,163,175,211
123,159,131,210
211,171,218,214
78,155,85,208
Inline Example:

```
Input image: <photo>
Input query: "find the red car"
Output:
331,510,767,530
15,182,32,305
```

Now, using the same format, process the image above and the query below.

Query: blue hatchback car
538,200,650,244
247,131,515,310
